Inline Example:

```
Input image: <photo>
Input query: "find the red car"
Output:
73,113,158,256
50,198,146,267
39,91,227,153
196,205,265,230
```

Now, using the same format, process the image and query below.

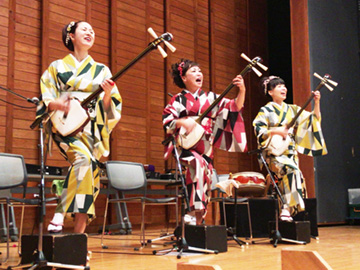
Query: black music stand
153,135,218,259
249,149,306,248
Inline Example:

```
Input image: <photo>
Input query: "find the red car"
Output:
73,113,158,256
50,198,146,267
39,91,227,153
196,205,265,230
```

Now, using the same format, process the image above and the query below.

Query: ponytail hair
62,21,82,51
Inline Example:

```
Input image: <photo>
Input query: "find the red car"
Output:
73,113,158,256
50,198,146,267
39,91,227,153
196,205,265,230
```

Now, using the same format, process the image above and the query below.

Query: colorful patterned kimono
36,54,122,221
253,101,327,213
163,89,247,215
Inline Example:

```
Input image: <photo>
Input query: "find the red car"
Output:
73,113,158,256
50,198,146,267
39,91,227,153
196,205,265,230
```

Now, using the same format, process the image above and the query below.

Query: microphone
27,97,39,105
160,32,173,41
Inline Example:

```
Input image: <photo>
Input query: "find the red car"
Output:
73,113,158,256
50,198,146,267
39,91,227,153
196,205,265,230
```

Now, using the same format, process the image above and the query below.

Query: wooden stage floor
1,225,359,269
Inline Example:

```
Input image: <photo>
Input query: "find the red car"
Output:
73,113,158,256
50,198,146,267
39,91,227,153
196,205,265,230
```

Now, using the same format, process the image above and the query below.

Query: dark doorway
267,0,293,103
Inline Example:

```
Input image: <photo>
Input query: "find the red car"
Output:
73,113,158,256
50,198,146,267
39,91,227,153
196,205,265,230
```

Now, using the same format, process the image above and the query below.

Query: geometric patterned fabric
253,101,327,213
36,54,122,220
163,89,247,215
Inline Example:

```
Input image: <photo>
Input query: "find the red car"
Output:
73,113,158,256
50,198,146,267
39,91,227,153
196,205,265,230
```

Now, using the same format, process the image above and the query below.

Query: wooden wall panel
112,0,148,165
0,0,268,233
0,0,9,153
146,0,166,173
10,1,41,163
4,0,15,155
211,0,249,176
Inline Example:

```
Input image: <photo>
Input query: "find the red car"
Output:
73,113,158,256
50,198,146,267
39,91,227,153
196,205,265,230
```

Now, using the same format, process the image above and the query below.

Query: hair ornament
65,21,75,45
178,61,185,76
67,21,75,32
263,75,279,95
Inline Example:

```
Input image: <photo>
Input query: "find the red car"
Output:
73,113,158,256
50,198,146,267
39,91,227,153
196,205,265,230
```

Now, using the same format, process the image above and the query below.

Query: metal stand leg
225,189,247,247
153,197,219,258
101,190,132,235
9,205,18,242
0,203,18,242
117,192,132,233
153,135,219,258
146,186,179,246
0,204,7,243
250,150,306,247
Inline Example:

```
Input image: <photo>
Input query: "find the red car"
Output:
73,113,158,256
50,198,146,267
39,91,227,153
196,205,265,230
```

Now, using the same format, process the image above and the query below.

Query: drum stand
225,187,248,247
249,149,306,248
153,136,218,259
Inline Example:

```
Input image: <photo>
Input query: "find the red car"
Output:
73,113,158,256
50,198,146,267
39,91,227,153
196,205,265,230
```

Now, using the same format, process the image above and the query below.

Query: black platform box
269,221,311,243
21,234,87,269
176,224,227,253
222,198,318,238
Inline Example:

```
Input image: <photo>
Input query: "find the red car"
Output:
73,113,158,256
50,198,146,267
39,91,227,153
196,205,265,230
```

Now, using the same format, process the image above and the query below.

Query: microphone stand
248,149,306,248
2,94,89,269
153,135,218,258
0,85,39,106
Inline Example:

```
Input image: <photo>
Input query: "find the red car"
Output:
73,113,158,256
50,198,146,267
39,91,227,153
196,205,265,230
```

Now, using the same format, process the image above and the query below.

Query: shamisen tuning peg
147,27,177,58
313,72,338,92
240,53,268,77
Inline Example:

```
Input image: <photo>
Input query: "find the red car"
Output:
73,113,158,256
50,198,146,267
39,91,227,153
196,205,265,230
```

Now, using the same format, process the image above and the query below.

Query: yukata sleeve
295,108,327,156
162,96,182,159
33,62,62,155
252,106,272,149
163,96,182,134
36,61,61,120
98,66,122,131
213,97,247,152
93,66,122,159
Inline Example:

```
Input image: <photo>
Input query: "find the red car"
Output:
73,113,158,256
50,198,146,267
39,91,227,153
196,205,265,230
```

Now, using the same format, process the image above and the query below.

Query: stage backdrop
307,0,360,223
0,0,269,233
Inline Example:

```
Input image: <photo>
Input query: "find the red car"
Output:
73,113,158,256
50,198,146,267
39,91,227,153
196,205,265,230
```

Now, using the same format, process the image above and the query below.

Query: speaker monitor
175,224,227,253
222,198,318,238
269,220,311,243
294,198,319,237
21,234,87,268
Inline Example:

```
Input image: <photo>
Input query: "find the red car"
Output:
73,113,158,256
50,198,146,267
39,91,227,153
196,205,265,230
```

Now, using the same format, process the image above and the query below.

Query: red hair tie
178,62,185,76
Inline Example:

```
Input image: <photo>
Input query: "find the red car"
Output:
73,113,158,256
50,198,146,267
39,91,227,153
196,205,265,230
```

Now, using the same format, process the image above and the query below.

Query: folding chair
0,153,28,263
101,161,178,251
0,153,59,264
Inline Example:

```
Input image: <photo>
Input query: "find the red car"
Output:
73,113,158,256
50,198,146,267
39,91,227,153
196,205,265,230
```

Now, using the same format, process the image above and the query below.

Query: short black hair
260,76,285,97
170,59,199,89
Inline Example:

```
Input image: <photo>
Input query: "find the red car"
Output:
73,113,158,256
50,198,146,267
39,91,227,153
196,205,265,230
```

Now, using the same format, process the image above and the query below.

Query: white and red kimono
163,89,247,215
